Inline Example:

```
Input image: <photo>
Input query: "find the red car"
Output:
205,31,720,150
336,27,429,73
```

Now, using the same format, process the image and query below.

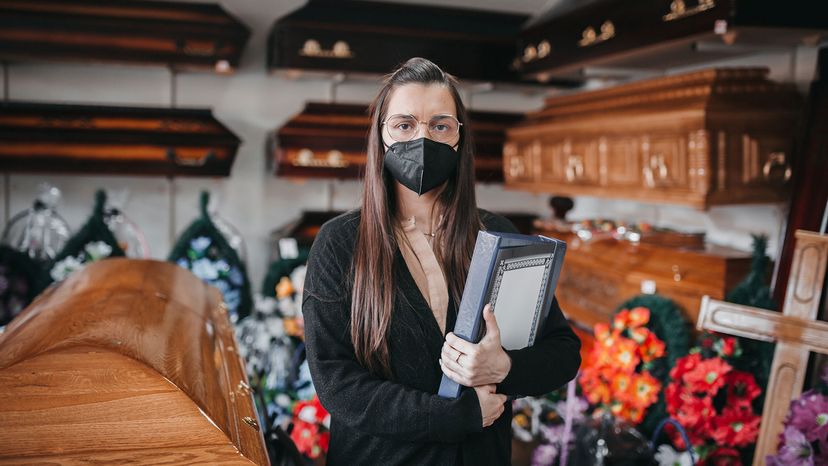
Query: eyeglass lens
385,114,460,143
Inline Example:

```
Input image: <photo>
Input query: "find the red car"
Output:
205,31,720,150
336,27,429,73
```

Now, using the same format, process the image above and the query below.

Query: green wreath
168,191,253,322
46,190,126,285
0,245,48,325
614,294,691,437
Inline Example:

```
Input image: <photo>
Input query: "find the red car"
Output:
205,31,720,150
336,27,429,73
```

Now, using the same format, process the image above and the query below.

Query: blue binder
437,231,566,399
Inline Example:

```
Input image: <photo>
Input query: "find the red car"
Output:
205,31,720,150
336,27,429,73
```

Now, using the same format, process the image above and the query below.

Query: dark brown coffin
0,0,250,72
518,0,828,81
267,0,528,83
0,101,241,177
0,258,269,465
268,102,522,182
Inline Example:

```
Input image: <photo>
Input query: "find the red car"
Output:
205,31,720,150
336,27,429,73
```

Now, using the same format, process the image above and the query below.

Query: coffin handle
762,152,792,184
167,148,215,167
663,0,716,22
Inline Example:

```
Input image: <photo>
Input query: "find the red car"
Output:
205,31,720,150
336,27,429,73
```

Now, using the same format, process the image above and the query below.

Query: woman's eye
433,124,448,132
396,123,412,131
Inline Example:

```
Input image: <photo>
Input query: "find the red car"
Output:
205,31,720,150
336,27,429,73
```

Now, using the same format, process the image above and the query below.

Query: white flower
191,258,219,280
297,405,318,423
190,236,211,253
214,259,230,273
84,241,112,261
655,445,693,466
50,255,84,282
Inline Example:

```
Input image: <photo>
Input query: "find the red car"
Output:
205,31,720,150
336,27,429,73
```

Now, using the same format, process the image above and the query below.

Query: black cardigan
302,209,581,466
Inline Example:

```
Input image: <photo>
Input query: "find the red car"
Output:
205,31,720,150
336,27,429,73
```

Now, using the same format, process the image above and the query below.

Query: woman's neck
395,182,442,234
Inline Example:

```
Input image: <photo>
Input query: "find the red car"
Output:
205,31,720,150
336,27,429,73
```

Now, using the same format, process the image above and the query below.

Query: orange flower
628,327,649,344
613,309,630,330
627,307,651,328
614,337,641,373
630,372,661,409
639,331,666,363
594,322,611,340
611,373,634,402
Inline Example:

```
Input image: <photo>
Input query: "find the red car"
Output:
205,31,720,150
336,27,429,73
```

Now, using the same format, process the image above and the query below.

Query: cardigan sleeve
479,210,582,396
301,220,483,443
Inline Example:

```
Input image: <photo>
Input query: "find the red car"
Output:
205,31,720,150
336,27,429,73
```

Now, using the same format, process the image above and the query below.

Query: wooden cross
696,230,828,466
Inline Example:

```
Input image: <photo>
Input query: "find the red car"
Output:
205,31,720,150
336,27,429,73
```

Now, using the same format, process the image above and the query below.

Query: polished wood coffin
0,0,250,72
269,102,522,182
0,102,241,177
544,230,751,331
504,68,802,209
518,0,827,81
268,0,528,83
0,258,269,465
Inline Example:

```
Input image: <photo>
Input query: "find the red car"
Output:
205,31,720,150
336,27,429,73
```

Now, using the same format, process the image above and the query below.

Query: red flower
684,357,732,395
702,446,742,466
711,407,761,447
291,420,322,458
717,337,738,357
670,353,702,381
673,393,714,434
725,370,761,409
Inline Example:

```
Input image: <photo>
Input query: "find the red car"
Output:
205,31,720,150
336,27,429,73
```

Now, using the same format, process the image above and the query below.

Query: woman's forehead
385,83,456,118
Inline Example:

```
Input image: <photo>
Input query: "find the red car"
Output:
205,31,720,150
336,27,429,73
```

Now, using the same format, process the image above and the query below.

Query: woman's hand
474,384,507,428
439,304,512,387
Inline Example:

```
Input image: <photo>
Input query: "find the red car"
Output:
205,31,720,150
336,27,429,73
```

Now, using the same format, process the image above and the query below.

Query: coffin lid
269,101,523,182
0,101,241,177
0,258,268,465
268,0,530,83
515,67,800,127
519,0,828,81
0,0,251,71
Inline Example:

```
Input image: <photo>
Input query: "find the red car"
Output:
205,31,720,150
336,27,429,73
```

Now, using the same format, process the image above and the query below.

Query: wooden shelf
268,102,522,182
0,0,250,72
0,101,241,177
517,0,827,82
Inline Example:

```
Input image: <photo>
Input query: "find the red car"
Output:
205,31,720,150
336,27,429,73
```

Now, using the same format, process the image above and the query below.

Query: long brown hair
351,58,481,378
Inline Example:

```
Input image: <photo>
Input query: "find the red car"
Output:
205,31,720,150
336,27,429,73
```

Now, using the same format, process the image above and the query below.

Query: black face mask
383,137,459,196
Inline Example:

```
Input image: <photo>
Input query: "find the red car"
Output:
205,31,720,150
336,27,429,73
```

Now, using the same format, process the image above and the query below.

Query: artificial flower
684,357,732,395
710,406,760,447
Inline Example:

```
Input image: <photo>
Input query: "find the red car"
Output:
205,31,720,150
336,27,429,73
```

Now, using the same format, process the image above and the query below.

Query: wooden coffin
0,101,241,177
0,0,250,72
542,230,751,331
0,258,269,465
518,0,827,81
504,68,802,209
267,0,528,83
269,102,522,182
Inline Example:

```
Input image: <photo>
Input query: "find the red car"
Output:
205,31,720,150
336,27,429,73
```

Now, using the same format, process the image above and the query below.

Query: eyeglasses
381,114,463,144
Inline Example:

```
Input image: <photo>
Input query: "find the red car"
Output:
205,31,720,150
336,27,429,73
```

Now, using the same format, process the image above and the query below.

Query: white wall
0,0,819,292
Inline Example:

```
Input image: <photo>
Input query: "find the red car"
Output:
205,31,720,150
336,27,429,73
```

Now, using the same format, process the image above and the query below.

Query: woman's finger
439,359,470,386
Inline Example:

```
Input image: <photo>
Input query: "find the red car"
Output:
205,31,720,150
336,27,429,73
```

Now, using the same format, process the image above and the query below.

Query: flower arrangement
665,333,762,464
290,395,330,460
50,240,114,282
765,365,828,466
579,306,666,424
175,235,245,321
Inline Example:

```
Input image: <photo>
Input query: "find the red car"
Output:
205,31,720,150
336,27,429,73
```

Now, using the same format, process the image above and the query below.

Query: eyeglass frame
380,113,464,144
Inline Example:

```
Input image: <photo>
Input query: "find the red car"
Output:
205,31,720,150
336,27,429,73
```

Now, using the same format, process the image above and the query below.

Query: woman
302,57,581,465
